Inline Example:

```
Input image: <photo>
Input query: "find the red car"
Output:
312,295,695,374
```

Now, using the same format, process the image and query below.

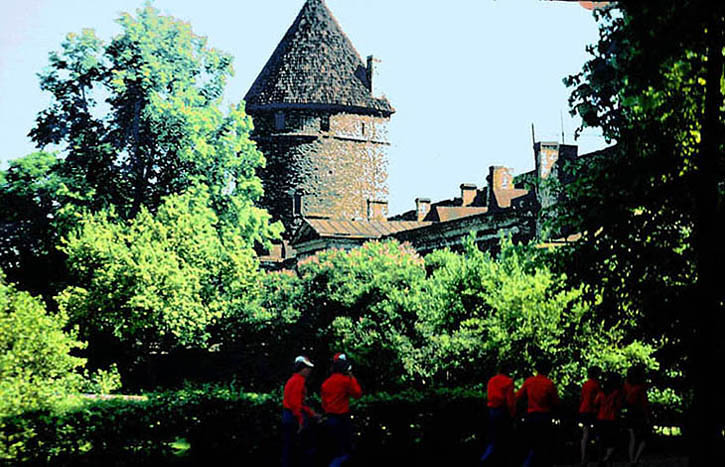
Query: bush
1,384,686,465
0,272,86,418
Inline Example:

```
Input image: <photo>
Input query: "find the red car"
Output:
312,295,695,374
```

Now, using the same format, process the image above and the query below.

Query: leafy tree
57,186,263,360
560,2,724,458
3,4,279,302
293,241,428,391
0,153,71,299
30,4,267,221
419,238,657,395
0,271,86,417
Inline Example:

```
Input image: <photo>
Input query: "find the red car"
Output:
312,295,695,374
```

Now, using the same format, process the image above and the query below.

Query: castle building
249,1,599,266
245,0,394,235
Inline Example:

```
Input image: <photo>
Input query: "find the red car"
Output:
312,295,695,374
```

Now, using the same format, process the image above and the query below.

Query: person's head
534,357,553,376
496,360,513,376
602,371,622,394
331,352,351,374
293,355,314,376
587,365,602,380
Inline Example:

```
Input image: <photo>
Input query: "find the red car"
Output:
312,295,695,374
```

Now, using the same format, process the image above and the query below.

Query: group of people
282,353,362,467
481,360,649,466
281,353,650,467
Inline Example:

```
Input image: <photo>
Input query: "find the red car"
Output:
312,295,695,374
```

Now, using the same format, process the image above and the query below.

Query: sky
0,0,608,215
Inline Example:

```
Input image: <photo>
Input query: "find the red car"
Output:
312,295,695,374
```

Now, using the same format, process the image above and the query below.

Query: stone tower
245,0,394,234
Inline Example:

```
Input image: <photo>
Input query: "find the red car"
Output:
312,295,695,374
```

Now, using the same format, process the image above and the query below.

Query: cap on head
333,353,347,362
295,355,314,368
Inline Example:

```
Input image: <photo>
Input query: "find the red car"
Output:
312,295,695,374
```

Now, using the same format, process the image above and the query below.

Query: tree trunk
689,6,724,465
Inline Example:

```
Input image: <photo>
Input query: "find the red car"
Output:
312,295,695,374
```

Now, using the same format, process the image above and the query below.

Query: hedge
1,386,686,466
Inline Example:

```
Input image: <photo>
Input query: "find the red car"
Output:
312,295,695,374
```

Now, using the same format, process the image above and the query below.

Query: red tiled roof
428,206,488,222
245,0,393,114
493,188,530,208
302,218,431,240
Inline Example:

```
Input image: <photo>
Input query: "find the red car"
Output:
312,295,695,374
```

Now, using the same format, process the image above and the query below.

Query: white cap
295,355,314,368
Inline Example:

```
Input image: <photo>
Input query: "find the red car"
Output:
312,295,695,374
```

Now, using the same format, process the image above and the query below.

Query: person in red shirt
282,355,319,467
594,371,623,464
515,358,560,467
480,363,515,466
321,353,362,467
623,365,649,464
578,366,602,465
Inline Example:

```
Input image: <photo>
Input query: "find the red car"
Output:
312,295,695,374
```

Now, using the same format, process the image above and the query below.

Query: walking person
282,355,319,467
480,363,516,466
515,358,560,467
593,372,623,465
578,366,602,465
623,365,649,464
321,353,362,467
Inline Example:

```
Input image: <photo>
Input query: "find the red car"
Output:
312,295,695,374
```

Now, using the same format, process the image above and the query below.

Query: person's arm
551,382,561,408
505,382,516,417
348,375,363,399
286,378,306,427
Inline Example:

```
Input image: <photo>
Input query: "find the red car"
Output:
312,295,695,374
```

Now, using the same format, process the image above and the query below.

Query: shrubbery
0,272,87,418
1,384,686,465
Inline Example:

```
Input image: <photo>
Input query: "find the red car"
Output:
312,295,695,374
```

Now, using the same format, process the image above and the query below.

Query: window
361,122,366,135
321,115,330,132
274,111,285,131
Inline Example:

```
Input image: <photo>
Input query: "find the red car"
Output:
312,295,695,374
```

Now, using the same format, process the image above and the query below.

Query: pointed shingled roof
245,0,393,115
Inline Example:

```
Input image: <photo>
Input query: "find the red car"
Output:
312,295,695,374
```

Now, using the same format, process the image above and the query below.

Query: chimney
460,183,477,207
487,166,513,209
367,199,388,221
366,55,374,94
415,198,431,221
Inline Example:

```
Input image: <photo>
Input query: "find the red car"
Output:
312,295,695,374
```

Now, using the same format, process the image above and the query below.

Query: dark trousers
480,407,513,466
282,409,315,467
522,412,554,467
323,413,353,466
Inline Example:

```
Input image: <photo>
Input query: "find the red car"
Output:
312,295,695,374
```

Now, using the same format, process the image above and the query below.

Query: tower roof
245,0,393,115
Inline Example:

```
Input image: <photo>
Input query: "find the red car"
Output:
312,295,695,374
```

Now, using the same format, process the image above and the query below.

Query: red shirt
487,374,515,417
283,373,317,426
515,374,560,414
578,378,602,414
321,373,362,414
595,389,622,421
623,382,648,415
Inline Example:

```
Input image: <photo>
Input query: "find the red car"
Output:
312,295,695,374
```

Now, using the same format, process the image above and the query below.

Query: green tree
30,4,268,221
419,238,657,394
0,271,86,417
561,2,724,460
57,186,262,359
0,152,71,299
293,241,428,391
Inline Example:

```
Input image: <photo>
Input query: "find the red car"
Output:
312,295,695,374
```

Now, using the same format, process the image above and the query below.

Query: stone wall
251,109,390,234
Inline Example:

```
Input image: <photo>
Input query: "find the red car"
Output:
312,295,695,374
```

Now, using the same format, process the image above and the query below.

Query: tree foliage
0,271,86,417
57,186,262,355
560,1,724,458
244,239,657,395
29,4,269,220
0,4,279,302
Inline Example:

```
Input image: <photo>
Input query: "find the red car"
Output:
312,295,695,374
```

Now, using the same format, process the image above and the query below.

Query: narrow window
361,122,366,135
292,192,302,216
274,111,285,131
321,115,330,132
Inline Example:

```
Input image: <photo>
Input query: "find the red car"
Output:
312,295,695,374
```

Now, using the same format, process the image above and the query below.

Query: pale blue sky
0,0,606,215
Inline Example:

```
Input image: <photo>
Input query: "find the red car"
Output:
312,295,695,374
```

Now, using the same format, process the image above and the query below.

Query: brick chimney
415,198,431,221
460,183,477,207
367,199,388,221
487,166,513,209
367,55,375,94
